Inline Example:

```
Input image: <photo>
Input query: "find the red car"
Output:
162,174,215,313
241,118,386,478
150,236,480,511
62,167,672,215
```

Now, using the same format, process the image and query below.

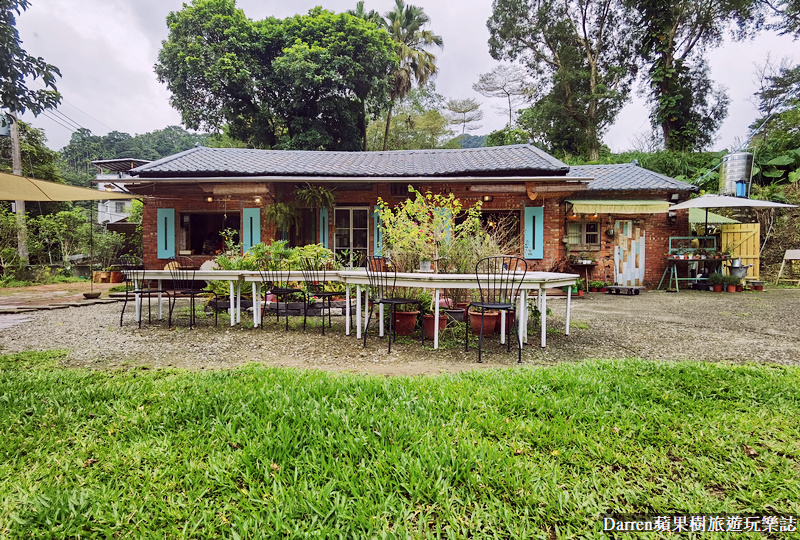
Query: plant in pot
707,272,725,292
723,274,740,292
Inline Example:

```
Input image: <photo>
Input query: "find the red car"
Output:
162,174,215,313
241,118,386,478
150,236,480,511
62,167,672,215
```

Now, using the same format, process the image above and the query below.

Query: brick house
125,145,697,287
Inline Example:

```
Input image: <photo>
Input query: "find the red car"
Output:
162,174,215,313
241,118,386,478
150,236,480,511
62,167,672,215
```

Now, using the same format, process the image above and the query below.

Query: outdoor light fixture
254,196,262,204
667,210,677,225
483,195,493,202
205,196,214,203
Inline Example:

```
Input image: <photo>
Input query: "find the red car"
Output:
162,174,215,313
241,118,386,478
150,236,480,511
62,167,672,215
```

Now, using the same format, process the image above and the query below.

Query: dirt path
1,284,798,375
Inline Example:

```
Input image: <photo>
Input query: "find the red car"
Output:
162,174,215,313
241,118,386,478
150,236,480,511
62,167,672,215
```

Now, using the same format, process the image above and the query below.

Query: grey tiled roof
567,163,698,192
131,145,569,178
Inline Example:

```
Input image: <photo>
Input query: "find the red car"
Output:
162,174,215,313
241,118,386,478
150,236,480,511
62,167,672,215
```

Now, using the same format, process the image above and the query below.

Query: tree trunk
382,101,395,151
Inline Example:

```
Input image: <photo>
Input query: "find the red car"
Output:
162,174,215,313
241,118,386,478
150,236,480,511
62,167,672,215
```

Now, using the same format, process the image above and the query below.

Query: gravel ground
1,288,799,375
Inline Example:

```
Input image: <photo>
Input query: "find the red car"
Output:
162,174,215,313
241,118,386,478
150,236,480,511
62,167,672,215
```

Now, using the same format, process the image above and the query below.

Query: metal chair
300,256,339,335
466,256,527,363
363,256,423,353
117,255,171,328
166,256,218,329
256,257,307,331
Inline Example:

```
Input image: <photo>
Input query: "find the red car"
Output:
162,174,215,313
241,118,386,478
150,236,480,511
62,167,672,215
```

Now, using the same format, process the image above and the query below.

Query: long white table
127,268,578,348
337,270,578,349
125,270,245,326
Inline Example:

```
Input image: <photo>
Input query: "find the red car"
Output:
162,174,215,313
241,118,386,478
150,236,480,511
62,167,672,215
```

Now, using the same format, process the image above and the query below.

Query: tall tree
473,64,532,126
764,0,800,34
488,0,637,160
445,98,484,146
1,0,62,263
155,0,395,151
378,0,443,150
626,0,758,151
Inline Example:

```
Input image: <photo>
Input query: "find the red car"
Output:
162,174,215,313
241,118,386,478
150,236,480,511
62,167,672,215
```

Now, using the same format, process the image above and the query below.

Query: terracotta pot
423,314,447,340
469,310,499,335
726,285,737,293
712,284,723,292
577,289,584,297
736,285,743,292
494,311,515,333
590,287,597,292
754,284,764,291
393,310,419,335
599,287,607,293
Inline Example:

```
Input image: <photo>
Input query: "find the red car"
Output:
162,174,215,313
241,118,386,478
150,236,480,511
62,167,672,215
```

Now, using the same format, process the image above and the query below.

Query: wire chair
466,256,527,363
117,254,171,328
300,256,339,335
256,257,306,331
363,256,423,353
166,256,218,329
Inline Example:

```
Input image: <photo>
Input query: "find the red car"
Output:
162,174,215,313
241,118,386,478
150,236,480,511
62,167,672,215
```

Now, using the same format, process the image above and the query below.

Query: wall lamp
667,209,677,225
205,196,214,203
482,195,493,202
254,196,262,204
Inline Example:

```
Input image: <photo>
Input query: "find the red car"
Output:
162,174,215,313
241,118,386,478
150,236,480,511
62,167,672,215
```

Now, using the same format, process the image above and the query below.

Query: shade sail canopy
688,207,739,224
670,194,796,210
567,199,670,214
0,171,133,201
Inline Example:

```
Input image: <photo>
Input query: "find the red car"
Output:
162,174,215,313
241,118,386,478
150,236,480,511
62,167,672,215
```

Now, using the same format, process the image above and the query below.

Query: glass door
334,207,369,266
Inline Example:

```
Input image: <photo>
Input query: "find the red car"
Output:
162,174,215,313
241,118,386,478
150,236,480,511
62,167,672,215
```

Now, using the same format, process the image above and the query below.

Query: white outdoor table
123,269,245,326
336,270,578,349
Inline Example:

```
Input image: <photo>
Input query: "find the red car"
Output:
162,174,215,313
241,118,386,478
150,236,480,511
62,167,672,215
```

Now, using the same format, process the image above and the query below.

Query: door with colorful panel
613,220,645,286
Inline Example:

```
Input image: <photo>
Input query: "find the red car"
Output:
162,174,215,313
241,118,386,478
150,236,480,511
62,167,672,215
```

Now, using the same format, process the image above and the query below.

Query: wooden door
721,223,760,279
614,220,645,286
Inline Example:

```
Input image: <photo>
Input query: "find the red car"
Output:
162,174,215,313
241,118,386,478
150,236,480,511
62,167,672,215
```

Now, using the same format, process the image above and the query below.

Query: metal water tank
719,152,753,197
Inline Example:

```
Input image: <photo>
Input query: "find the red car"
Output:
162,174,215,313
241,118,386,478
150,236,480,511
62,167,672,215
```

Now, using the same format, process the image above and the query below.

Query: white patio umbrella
671,194,796,235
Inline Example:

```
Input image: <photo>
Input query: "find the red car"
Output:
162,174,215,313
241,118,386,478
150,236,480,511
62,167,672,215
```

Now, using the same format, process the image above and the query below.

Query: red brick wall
142,182,688,287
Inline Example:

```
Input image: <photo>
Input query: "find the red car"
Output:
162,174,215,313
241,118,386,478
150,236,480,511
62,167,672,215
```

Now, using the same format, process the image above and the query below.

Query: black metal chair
256,257,306,331
363,256,423,353
166,256,218,329
300,256,339,335
117,255,171,328
466,256,527,363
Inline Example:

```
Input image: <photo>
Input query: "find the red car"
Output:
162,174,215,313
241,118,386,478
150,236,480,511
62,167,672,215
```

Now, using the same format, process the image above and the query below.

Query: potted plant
724,274,740,292
707,272,724,292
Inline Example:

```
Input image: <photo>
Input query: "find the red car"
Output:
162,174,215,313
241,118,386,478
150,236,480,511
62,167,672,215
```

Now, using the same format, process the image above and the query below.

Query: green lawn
1,352,798,538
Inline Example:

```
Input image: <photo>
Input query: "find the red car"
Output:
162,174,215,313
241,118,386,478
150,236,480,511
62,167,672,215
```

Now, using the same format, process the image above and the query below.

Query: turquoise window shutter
524,207,544,259
373,206,382,256
157,208,175,259
319,207,329,248
242,208,261,253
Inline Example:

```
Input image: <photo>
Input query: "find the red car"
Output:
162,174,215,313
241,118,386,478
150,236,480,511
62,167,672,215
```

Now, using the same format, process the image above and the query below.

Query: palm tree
381,0,443,151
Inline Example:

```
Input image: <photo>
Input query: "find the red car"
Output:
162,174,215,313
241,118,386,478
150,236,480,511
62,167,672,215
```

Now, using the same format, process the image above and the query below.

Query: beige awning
567,199,670,214
0,171,133,201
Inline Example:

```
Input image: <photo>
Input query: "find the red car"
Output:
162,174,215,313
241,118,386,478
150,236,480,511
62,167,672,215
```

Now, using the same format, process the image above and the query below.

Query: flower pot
577,289,584,297
444,308,466,323
83,291,102,299
599,287,607,293
736,285,743,292
393,310,419,335
494,311,515,333
590,287,597,292
469,310,499,335
712,284,723,292
419,260,432,272
423,314,447,340
726,285,737,293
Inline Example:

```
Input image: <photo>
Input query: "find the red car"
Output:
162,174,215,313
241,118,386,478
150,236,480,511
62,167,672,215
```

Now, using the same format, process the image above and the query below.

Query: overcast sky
14,0,797,154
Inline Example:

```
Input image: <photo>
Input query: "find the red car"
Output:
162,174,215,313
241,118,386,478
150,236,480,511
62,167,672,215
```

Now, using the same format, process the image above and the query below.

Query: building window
115,202,126,214
567,220,600,247
481,211,521,254
334,207,369,265
180,212,240,255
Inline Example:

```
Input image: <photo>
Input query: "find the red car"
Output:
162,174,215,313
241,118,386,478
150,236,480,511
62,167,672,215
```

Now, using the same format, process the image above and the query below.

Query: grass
1,353,799,538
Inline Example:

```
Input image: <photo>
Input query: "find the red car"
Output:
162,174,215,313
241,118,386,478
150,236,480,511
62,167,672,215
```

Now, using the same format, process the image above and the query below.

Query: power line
40,111,76,133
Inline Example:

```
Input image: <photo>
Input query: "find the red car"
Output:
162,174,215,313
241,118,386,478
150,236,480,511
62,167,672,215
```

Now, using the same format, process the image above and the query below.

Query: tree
1,0,62,263
373,0,443,151
365,85,452,150
486,126,530,146
1,0,61,118
156,1,396,150
445,98,483,146
472,64,532,125
488,0,637,161
626,0,758,151
764,0,800,35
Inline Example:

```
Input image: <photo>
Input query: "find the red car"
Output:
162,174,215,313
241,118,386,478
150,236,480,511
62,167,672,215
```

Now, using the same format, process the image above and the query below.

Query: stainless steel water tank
719,152,753,197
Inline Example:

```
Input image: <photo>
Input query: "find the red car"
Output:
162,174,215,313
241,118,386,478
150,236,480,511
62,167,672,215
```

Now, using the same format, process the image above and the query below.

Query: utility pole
9,112,29,263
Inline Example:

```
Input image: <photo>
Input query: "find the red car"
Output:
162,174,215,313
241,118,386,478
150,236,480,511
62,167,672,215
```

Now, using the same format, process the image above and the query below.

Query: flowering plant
376,187,483,272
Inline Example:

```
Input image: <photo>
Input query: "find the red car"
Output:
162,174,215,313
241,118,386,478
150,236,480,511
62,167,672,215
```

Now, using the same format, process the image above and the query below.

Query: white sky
14,0,798,153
